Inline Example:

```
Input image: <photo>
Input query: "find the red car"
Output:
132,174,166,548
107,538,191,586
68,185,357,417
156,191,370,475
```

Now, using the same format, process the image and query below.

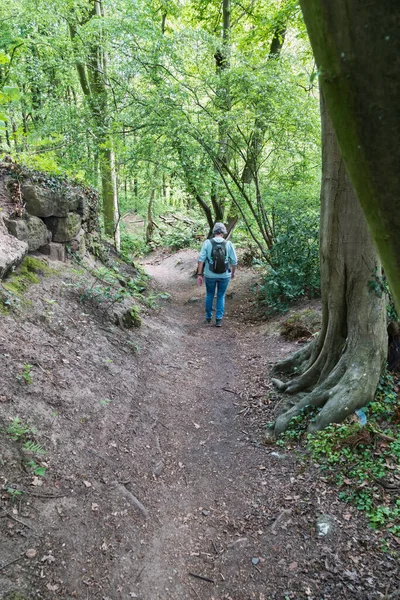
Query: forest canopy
0,0,321,267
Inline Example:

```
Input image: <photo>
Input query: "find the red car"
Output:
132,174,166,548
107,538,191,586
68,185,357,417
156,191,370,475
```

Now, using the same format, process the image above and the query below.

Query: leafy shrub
120,231,151,260
158,218,205,250
258,209,320,313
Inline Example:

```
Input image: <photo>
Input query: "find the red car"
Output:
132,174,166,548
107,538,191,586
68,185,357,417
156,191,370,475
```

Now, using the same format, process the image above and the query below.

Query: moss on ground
1,255,56,312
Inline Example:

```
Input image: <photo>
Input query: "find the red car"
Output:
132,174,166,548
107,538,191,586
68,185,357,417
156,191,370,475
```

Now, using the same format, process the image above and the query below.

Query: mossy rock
1,256,55,310
280,309,321,341
115,305,142,329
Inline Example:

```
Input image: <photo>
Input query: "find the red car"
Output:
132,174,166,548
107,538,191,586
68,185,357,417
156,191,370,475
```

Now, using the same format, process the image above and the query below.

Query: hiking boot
204,318,212,324
215,319,222,327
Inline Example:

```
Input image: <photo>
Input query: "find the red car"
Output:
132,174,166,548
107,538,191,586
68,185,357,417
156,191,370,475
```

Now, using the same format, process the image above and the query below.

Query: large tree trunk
299,1,400,312
271,95,387,434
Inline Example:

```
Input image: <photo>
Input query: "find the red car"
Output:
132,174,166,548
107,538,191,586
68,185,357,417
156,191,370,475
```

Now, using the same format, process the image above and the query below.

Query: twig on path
271,509,291,533
212,539,220,555
28,492,67,499
113,482,148,518
155,435,163,458
33,361,57,387
2,486,66,499
1,509,34,530
188,572,215,584
0,552,25,571
152,419,169,430
222,387,236,394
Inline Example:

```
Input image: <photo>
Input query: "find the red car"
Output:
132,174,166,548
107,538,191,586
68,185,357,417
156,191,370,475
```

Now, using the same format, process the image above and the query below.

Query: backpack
209,239,228,274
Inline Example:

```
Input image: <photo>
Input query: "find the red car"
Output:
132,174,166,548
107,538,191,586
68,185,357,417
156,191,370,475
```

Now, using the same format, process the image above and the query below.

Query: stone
316,514,335,537
115,305,142,329
269,451,289,459
39,242,66,262
27,216,50,251
69,228,86,254
22,183,85,218
185,297,201,304
5,215,49,251
44,213,82,243
22,184,70,218
0,217,28,279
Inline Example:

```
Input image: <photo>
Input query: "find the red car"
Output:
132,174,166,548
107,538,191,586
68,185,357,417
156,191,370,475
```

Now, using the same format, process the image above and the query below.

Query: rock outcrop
0,217,28,279
0,160,100,279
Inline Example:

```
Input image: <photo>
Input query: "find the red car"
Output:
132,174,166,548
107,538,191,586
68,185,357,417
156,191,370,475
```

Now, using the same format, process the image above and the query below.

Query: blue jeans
205,277,230,321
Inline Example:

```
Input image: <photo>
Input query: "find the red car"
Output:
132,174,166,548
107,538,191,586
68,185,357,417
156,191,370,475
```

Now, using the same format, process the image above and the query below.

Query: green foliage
5,417,47,478
16,363,33,385
0,0,320,259
160,222,202,250
369,269,398,322
258,207,320,313
5,487,23,503
306,373,400,538
23,440,45,454
2,256,55,309
7,416,31,440
275,405,319,444
0,286,20,312
120,231,151,261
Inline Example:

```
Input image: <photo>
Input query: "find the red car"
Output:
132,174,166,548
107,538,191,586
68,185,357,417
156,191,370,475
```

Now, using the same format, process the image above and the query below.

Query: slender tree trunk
299,0,400,312
110,146,120,251
146,188,155,244
271,95,387,434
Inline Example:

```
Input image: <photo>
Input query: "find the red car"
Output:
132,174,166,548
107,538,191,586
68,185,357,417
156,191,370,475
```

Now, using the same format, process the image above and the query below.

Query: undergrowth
257,209,320,314
67,258,169,327
3,417,47,496
275,372,400,547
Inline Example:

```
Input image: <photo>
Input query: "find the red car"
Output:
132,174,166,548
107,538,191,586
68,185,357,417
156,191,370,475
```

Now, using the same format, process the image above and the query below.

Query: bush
158,217,205,250
258,209,320,313
120,231,150,260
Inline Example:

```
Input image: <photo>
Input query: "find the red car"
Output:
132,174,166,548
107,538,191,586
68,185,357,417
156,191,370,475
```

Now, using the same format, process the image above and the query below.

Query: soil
0,248,398,600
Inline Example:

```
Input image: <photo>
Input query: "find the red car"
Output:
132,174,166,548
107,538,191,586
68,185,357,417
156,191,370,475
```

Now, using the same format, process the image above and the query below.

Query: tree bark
271,94,387,434
299,0,400,312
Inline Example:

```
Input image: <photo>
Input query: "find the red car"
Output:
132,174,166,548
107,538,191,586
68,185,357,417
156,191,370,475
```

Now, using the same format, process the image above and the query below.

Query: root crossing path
0,249,395,600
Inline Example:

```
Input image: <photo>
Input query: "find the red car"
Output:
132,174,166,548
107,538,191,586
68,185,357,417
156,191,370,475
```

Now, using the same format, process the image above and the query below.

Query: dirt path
0,249,397,600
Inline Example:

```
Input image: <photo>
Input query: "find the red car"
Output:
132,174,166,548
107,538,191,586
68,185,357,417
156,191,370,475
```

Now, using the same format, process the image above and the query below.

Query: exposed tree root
274,351,381,435
271,94,388,437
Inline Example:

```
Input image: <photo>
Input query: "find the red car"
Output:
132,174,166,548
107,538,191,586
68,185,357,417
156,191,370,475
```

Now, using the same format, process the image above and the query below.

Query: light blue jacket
199,236,238,279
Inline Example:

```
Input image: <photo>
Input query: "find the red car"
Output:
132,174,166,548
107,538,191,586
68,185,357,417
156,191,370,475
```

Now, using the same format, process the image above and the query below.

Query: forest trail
0,249,396,600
